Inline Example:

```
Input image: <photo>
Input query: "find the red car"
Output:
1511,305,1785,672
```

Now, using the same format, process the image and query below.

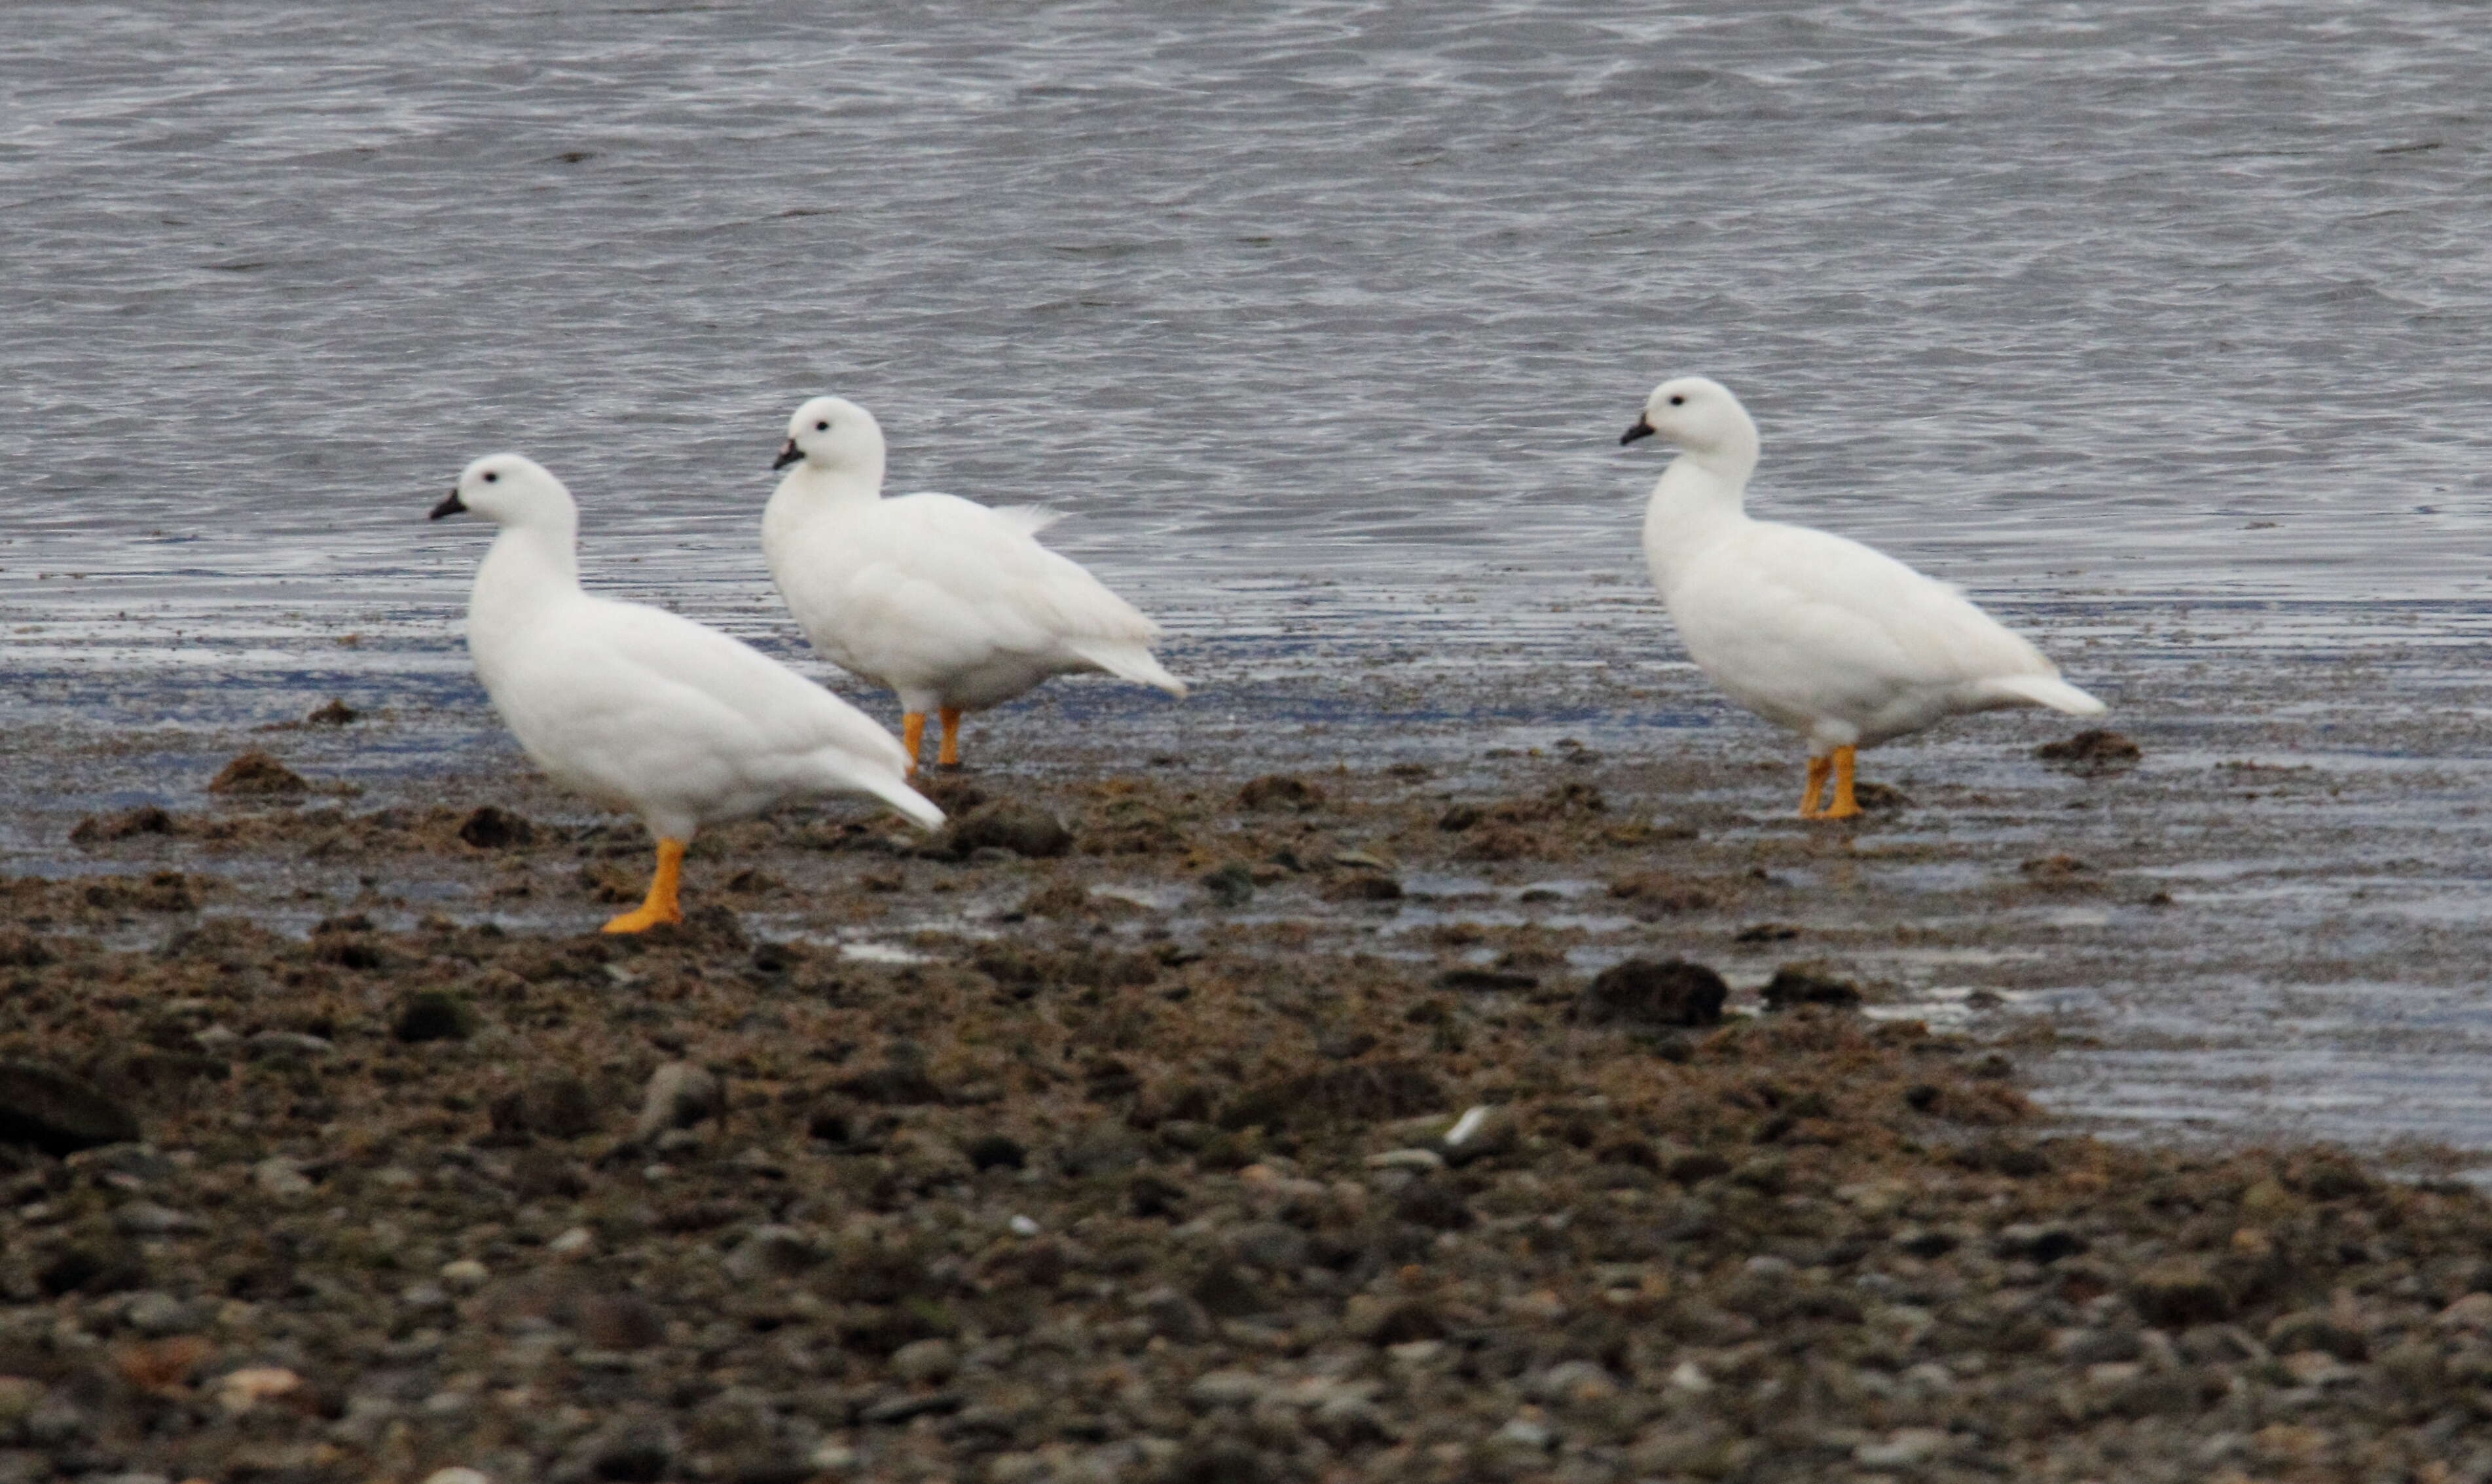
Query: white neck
1640,446,1757,592
469,514,582,644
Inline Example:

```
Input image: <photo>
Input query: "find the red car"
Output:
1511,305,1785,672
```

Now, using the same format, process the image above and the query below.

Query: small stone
491,1073,601,1140
421,1470,494,1484
113,1201,203,1236
439,1259,489,1293
1226,1220,1310,1273
575,1292,664,1350
1189,1369,1268,1407
245,1030,335,1059
634,1062,723,1139
722,1225,818,1282
889,1337,958,1385
458,805,534,848
547,1226,594,1256
1760,968,1862,1011
2035,728,2142,774
1140,1286,1214,1343
1855,1428,1948,1468
1236,775,1324,812
1993,1223,2087,1263
964,1134,1026,1171
253,1157,314,1199
1490,1413,1556,1452
944,801,1072,860
1526,1360,1621,1405
587,1417,676,1483
304,698,361,726
208,750,308,796
216,1365,304,1414
392,989,474,1043
120,1291,194,1339
1575,958,1727,1028
2436,1292,2492,1331
1200,863,1255,907
0,1060,141,1155
2129,1258,2233,1326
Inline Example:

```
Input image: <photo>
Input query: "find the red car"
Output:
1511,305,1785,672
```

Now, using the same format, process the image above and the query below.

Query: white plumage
431,453,941,932
1620,376,2104,820
765,396,1185,770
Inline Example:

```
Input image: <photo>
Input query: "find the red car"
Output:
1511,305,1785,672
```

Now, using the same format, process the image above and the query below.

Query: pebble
112,1201,202,1236
420,1470,494,1484
1855,1428,1949,1468
0,1060,141,1155
253,1157,314,1199
439,1258,489,1293
215,1366,303,1415
634,1062,723,1139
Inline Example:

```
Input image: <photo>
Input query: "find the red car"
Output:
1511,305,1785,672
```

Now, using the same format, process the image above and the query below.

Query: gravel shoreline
5,742,2492,1483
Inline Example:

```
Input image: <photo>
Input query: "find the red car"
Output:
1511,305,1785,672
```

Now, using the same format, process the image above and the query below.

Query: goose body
1621,376,2104,818
765,396,1184,769
432,453,940,930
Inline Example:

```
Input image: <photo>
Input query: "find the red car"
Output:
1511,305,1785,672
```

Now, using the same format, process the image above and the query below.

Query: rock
2036,729,2142,774
722,1225,819,1282
246,1030,335,1060
1226,1220,1310,1273
458,805,536,848
215,1365,304,1415
944,801,1072,860
1325,873,1404,903
120,1291,194,1339
1236,774,1323,812
1393,1179,1474,1231
1490,1413,1556,1453
1526,1360,1622,1405
71,805,179,844
1575,958,1727,1028
634,1062,723,1139
1855,1428,1949,1468
2129,1258,2233,1326
1223,1060,1445,1131
207,750,308,796
1310,1394,1397,1448
576,1292,665,1350
491,1073,601,1140
253,1157,314,1199
1760,968,1862,1011
1139,1286,1214,1344
421,1470,494,1484
964,1133,1026,1171
392,989,474,1043
1992,1223,2087,1263
1188,1369,1268,1407
1199,863,1255,907
889,1337,959,1385
439,1259,490,1294
586,1416,676,1483
0,1061,141,1154
1435,968,1537,992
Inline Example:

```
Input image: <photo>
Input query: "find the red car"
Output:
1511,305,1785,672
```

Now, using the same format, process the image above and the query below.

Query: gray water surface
7,1,2492,1153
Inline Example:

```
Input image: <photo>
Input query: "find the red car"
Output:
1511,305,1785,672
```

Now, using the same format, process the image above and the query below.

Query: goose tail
1067,639,1189,699
1986,674,2106,717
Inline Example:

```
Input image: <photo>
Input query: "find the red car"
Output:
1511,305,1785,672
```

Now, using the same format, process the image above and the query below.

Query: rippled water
8,2,2492,1152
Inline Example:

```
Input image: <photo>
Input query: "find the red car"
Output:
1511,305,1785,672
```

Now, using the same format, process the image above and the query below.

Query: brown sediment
3,749,2491,1481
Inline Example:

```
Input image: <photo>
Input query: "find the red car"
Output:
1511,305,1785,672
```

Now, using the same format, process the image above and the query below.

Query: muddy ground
7,695,2492,1484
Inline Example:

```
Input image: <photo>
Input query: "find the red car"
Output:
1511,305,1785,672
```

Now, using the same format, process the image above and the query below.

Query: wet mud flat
9,659,2492,1482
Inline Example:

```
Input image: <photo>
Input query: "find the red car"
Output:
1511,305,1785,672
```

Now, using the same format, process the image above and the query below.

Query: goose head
773,395,886,474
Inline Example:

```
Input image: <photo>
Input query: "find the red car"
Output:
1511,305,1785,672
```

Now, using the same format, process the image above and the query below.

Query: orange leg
937,706,962,769
900,712,925,774
602,837,686,933
1800,755,1831,818
1820,746,1861,820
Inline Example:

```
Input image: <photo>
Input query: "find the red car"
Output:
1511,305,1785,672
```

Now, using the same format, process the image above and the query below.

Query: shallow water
7,2,2492,1155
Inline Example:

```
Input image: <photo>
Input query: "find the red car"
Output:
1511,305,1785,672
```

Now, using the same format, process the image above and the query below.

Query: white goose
765,396,1185,770
431,454,942,932
1620,376,2105,820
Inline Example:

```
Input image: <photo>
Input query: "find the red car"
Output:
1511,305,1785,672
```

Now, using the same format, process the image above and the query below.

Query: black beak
771,439,802,471
1619,416,1655,446
429,490,467,521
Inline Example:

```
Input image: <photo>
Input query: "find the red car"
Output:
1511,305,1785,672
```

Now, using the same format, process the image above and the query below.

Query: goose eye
815,420,830,431
483,471,500,483
1668,394,1685,407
